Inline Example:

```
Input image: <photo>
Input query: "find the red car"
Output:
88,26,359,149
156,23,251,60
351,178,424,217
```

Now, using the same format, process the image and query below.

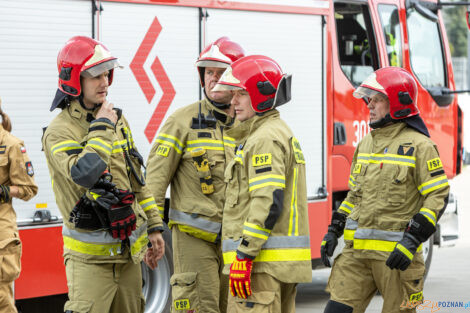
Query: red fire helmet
195,37,245,87
213,55,292,113
57,36,121,96
353,66,419,119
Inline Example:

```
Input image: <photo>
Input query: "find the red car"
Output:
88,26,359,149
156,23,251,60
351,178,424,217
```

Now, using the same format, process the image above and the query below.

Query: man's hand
96,100,118,125
145,231,165,270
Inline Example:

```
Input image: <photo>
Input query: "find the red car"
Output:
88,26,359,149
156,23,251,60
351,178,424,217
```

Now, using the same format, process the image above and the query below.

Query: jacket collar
67,100,98,123
370,121,406,140
226,109,279,143
202,98,234,126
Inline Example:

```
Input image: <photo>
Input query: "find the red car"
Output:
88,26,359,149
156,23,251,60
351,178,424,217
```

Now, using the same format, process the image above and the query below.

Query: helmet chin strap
369,113,394,129
204,89,231,110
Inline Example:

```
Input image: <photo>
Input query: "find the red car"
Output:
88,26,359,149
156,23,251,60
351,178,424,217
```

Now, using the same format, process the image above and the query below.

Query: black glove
89,188,119,210
92,176,116,191
107,189,136,240
320,211,346,267
386,232,420,270
386,213,436,271
0,185,10,203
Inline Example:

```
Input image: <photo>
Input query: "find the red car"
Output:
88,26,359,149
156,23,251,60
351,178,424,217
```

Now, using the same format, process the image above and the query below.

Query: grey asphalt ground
295,167,470,313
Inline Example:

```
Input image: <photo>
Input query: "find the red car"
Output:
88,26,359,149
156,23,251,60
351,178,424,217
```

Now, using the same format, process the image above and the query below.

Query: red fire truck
0,0,462,311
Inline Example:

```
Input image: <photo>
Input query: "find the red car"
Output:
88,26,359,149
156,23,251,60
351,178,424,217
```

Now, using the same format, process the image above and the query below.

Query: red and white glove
229,255,253,299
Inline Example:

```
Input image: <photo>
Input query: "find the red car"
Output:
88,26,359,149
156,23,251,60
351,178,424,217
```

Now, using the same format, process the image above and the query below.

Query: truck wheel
142,223,173,313
422,236,433,280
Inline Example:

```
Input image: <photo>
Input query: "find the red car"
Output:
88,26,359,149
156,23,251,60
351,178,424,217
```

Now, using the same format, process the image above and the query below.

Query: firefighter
42,36,165,313
320,67,449,313
145,37,245,313
0,99,38,313
212,55,312,312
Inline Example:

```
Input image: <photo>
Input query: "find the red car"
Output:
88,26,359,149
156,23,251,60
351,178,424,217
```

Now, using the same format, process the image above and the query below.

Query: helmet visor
81,59,122,78
353,86,381,99
212,83,243,92
196,60,230,69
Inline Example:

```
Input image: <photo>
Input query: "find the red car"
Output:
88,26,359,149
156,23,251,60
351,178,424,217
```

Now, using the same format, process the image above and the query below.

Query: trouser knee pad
324,300,353,313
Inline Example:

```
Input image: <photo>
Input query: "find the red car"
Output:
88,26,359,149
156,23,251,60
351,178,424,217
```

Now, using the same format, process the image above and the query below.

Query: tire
142,223,173,313
422,236,433,281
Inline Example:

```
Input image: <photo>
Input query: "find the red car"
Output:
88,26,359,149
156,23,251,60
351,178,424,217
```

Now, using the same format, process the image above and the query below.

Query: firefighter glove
386,232,420,271
320,211,346,267
0,185,10,203
229,254,253,299
89,188,119,210
108,189,137,240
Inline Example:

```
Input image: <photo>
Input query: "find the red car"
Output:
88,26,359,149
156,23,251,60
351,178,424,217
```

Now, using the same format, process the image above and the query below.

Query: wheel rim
142,254,171,313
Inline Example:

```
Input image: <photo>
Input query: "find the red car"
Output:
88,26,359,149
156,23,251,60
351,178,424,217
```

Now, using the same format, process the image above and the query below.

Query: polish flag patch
20,146,26,153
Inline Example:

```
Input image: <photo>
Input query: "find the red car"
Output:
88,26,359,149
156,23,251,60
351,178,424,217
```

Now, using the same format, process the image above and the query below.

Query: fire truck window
378,4,402,67
334,2,379,86
407,8,446,88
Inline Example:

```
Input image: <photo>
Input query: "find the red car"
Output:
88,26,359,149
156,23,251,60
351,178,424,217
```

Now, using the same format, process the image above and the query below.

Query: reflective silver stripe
222,235,310,252
345,218,358,230
62,222,147,245
354,228,403,241
358,153,415,166
420,211,436,225
418,176,449,195
169,209,221,234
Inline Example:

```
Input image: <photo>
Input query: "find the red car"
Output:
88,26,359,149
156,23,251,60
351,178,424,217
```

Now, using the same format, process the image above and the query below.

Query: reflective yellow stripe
289,167,299,236
339,201,354,214
174,224,218,243
139,197,158,212
321,240,326,246
417,176,449,195
235,150,244,164
157,206,164,219
244,222,270,234
354,238,422,253
357,153,416,167
243,229,269,240
248,174,286,191
223,136,236,148
396,243,414,260
51,140,83,155
348,175,356,187
87,138,112,155
155,133,184,154
131,231,150,255
223,248,311,264
420,208,436,220
63,236,121,256
344,229,355,240
187,139,224,151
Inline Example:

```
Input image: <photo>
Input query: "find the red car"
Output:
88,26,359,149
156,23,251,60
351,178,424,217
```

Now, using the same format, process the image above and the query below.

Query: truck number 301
352,120,370,147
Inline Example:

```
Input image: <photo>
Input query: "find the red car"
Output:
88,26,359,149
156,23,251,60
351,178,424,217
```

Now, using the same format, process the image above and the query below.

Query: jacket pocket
64,300,93,313
399,255,425,308
0,238,21,283
387,165,408,206
224,160,240,208
170,272,199,313
228,291,276,313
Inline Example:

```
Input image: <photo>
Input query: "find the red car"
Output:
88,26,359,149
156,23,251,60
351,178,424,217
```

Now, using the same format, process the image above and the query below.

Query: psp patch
252,153,272,167
156,145,170,157
25,161,34,176
353,163,362,174
291,137,305,164
174,299,190,310
409,291,423,301
427,157,442,171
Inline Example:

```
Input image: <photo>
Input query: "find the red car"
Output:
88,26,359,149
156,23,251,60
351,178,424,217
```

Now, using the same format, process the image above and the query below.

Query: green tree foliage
443,6,468,57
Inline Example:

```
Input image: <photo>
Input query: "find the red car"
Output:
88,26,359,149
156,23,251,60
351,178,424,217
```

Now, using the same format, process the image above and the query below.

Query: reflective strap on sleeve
248,174,285,192
51,140,83,155
155,133,184,154
139,197,158,212
243,222,271,240
417,175,449,195
419,208,437,226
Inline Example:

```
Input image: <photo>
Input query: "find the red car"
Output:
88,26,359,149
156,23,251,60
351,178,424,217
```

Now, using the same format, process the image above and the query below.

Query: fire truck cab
0,0,461,311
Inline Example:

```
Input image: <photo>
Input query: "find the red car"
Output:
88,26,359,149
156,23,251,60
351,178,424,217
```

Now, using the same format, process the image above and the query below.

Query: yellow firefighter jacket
222,109,312,283
338,122,449,260
43,100,163,263
0,125,38,244
146,98,236,243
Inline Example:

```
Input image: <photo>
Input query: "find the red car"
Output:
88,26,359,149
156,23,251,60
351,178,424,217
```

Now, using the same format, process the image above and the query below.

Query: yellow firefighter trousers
171,226,228,313
326,248,425,313
0,239,21,313
64,257,144,313
227,272,297,313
